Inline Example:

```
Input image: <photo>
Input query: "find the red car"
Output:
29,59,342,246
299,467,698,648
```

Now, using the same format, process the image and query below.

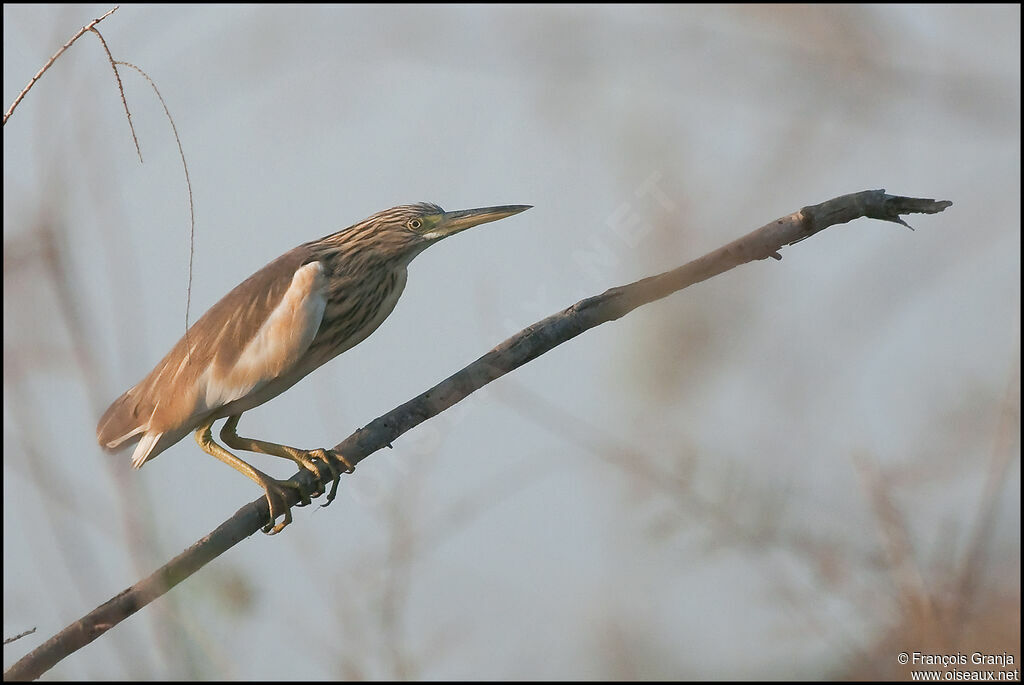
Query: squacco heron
97,203,530,534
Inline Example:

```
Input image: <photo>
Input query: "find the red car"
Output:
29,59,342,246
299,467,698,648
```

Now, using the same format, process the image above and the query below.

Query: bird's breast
305,266,409,369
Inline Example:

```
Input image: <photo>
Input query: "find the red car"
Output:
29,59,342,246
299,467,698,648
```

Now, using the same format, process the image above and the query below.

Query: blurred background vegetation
3,4,1019,680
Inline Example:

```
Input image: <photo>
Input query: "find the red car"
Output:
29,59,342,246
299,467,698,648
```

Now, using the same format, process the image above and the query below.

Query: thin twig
3,190,952,681
88,27,142,163
3,7,120,126
3,628,37,646
116,61,197,354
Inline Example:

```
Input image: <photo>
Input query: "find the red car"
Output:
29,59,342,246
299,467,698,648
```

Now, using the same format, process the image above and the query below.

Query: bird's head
382,202,531,241
315,203,531,267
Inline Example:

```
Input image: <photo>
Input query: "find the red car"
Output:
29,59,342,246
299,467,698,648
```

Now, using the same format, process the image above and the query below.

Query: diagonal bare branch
3,7,120,127
3,189,952,681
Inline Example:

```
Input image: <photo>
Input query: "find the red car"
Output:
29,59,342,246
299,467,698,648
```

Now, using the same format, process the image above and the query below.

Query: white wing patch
199,261,327,412
104,423,146,450
131,431,164,469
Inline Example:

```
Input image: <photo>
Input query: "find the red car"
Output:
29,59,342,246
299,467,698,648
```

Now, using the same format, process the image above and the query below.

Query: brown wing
97,244,324,464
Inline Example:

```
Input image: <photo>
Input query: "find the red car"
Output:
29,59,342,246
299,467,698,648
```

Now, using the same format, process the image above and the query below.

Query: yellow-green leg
195,419,311,535
219,414,354,505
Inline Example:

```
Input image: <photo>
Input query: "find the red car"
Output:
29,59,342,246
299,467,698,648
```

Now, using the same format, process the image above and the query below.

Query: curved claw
318,449,354,506
260,478,309,535
304,448,340,505
261,484,292,535
286,453,330,501
302,448,339,499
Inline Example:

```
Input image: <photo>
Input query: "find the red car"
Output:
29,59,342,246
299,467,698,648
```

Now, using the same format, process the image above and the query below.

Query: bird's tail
97,388,170,469
97,390,146,450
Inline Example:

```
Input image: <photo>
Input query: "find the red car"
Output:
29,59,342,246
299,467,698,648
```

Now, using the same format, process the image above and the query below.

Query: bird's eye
408,218,423,230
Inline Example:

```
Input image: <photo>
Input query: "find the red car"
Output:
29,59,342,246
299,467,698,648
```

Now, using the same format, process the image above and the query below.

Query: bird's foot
260,477,311,535
286,450,336,502
307,448,354,506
